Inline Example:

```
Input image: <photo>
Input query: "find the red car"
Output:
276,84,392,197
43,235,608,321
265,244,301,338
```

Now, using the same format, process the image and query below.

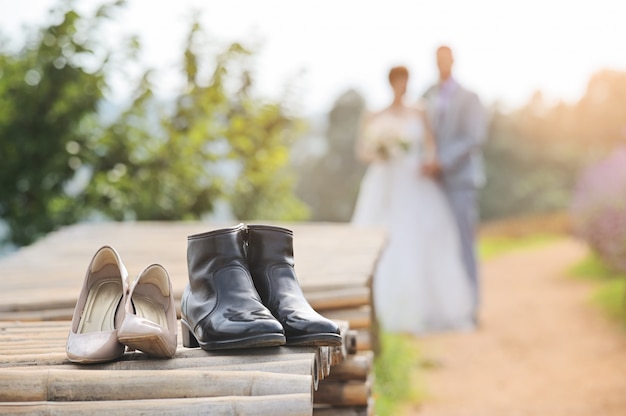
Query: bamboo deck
0,222,385,415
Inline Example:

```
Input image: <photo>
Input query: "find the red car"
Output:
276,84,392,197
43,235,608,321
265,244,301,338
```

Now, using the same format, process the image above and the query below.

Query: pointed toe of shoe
188,314,286,350
248,316,286,337
66,331,125,364
283,313,342,346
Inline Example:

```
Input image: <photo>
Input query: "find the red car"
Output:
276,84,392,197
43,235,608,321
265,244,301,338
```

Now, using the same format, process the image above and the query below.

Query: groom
421,45,487,318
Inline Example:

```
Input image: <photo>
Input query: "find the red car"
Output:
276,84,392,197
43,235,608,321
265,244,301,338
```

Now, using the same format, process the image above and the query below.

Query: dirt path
407,238,626,416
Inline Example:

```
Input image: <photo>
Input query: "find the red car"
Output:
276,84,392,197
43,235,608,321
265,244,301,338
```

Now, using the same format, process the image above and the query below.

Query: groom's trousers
444,188,480,312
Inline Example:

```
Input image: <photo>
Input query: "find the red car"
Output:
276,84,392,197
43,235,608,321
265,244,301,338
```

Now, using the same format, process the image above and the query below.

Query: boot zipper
242,223,249,250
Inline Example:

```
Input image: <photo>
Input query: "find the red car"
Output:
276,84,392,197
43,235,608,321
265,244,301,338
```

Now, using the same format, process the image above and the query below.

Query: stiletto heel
181,320,199,348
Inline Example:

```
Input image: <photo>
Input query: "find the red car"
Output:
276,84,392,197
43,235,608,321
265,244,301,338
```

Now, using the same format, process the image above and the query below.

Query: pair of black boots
181,224,341,350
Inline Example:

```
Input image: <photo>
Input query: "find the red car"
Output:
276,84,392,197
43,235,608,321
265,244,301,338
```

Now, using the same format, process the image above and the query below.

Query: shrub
373,332,423,415
571,146,626,271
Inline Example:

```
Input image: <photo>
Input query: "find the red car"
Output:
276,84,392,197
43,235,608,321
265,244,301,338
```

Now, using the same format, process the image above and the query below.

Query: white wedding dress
352,110,475,334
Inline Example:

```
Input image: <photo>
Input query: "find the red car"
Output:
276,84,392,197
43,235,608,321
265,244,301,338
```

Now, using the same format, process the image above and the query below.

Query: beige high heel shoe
118,264,177,358
66,246,128,364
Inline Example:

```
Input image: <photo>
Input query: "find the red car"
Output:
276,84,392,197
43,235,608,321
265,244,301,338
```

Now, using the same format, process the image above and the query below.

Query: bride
351,66,474,334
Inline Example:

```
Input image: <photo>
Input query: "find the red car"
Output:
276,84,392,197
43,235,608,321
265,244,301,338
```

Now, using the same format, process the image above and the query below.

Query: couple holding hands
352,46,487,335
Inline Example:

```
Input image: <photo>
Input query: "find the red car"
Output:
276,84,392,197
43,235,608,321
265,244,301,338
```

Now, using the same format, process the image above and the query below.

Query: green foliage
0,1,123,246
0,3,307,247
569,252,623,281
478,234,560,260
227,100,309,221
591,278,626,328
85,19,308,222
569,253,626,329
374,332,424,415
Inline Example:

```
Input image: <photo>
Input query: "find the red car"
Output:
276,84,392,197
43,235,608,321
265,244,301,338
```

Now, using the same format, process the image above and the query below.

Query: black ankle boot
181,224,285,350
246,225,342,347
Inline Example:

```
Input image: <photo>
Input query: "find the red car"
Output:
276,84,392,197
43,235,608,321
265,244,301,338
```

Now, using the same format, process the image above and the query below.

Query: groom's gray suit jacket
423,82,487,189
423,81,487,310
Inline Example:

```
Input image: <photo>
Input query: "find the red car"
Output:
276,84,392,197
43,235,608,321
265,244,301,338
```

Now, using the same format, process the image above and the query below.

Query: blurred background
2,0,626,264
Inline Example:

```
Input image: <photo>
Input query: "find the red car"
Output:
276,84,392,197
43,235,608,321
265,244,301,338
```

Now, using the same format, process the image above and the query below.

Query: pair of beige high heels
66,246,177,364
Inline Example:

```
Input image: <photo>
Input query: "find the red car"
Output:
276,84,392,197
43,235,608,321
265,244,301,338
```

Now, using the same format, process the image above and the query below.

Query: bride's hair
388,66,409,84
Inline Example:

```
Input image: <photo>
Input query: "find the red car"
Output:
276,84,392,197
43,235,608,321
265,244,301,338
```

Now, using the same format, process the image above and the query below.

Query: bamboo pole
334,320,350,362
0,369,312,402
0,342,66,351
10,359,319,389
0,308,74,322
0,394,313,416
313,378,371,406
0,349,320,370
0,320,70,330
322,307,371,329
325,352,373,382
0,300,74,313
318,347,331,378
304,287,370,311
0,336,67,344
345,330,358,355
355,330,371,352
0,352,68,368
313,405,370,416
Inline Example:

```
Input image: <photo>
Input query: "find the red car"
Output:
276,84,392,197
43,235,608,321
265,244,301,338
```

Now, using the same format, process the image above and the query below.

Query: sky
2,0,626,115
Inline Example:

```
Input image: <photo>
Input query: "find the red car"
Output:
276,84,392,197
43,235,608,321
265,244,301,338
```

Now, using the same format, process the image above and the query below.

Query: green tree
0,1,126,246
0,2,307,249
85,18,308,222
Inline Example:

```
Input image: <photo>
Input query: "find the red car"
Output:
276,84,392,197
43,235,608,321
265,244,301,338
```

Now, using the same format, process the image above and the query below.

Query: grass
568,252,626,328
373,332,425,415
568,253,624,281
478,211,569,260
478,234,560,260
592,278,626,326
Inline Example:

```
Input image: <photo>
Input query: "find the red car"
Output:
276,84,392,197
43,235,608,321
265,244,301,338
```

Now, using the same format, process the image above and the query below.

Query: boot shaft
246,224,342,346
246,225,299,306
187,224,247,291
246,225,295,269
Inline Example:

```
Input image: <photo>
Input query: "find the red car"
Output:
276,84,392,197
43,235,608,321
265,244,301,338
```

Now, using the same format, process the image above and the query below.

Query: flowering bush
571,146,626,271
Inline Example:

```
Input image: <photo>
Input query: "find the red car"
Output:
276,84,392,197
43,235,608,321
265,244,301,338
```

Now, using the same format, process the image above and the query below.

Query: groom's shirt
436,77,458,124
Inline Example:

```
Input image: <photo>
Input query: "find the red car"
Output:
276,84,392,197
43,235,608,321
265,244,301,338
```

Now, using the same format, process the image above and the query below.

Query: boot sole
200,334,286,350
286,333,342,347
181,319,286,350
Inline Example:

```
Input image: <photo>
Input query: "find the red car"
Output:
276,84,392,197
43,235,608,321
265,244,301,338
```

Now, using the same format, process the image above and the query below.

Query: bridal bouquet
364,133,410,160
361,119,411,160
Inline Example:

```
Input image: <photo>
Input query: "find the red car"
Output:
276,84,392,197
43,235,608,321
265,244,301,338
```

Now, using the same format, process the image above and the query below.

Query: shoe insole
133,284,168,328
77,265,123,334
